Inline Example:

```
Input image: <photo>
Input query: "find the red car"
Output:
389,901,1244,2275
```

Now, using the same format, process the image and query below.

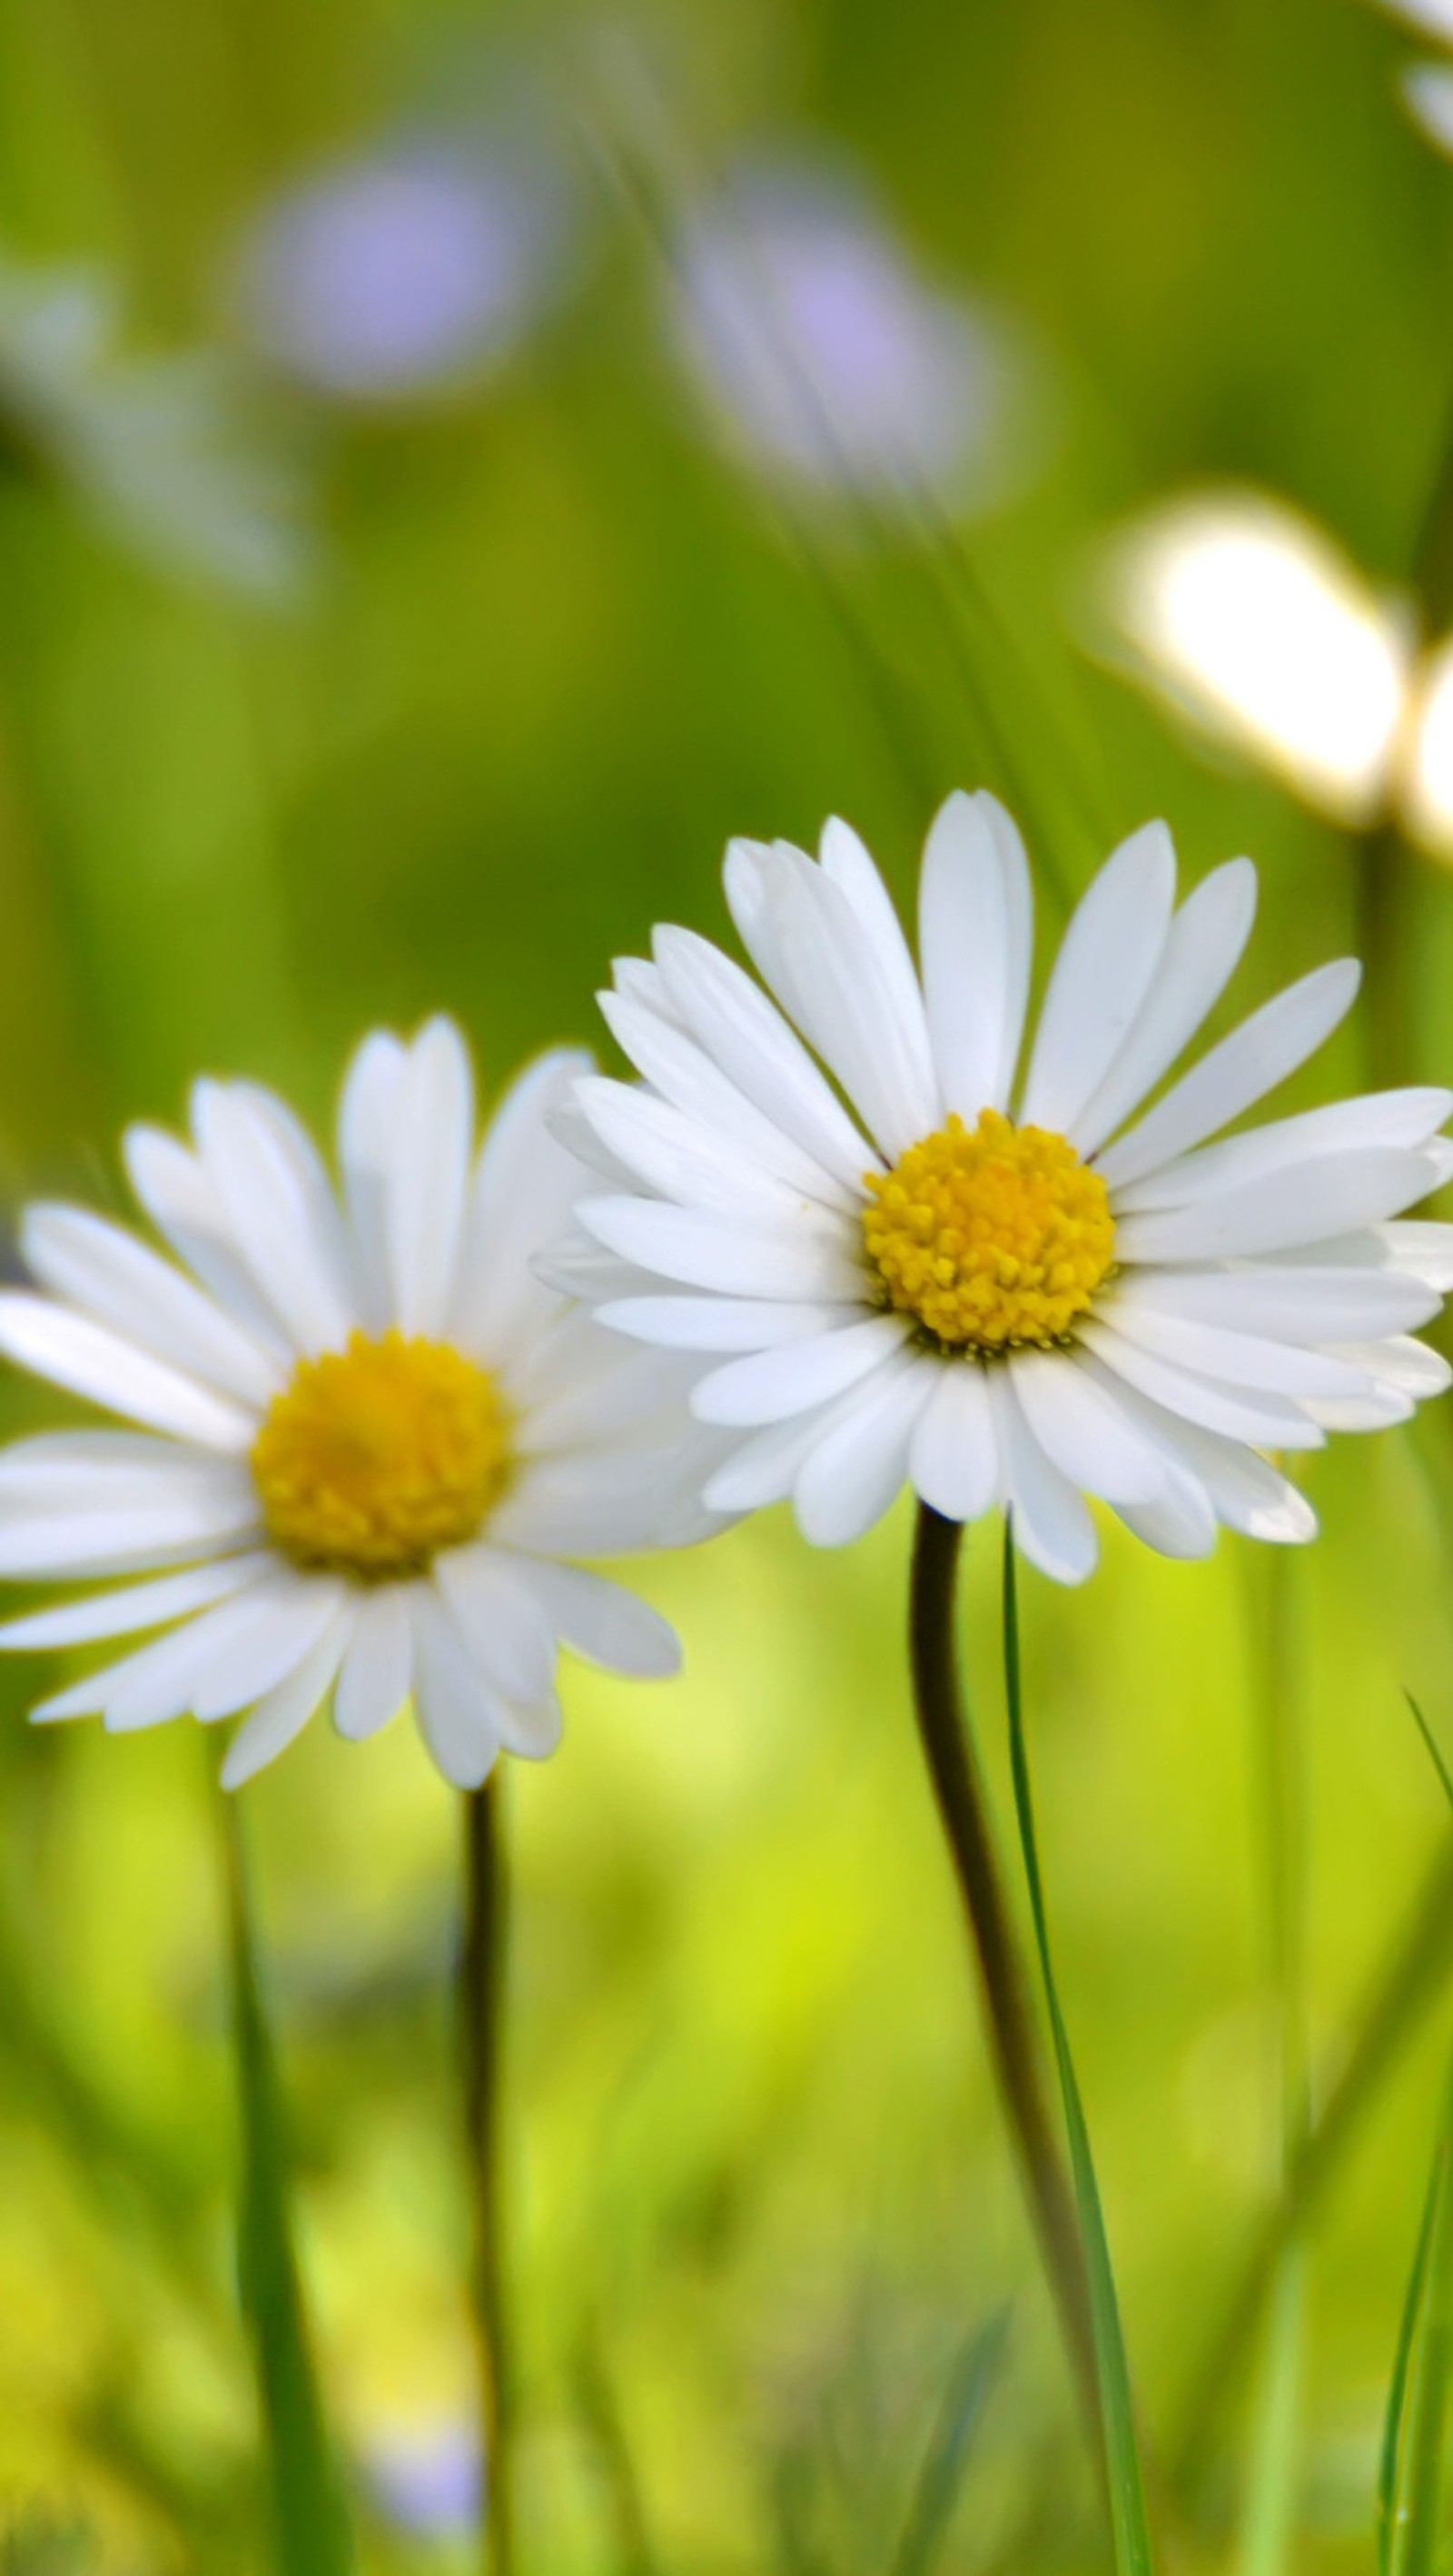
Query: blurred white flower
667,159,1030,508
1365,0,1453,151
366,2421,480,2537
1097,487,1453,859
236,144,572,401
0,249,303,596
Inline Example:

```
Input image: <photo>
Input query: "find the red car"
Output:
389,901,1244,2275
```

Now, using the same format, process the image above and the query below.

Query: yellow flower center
862,1107,1115,1352
251,1329,509,1580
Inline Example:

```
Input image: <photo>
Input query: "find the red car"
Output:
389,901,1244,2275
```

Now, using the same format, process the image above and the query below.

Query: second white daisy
554,793,1453,1580
0,1022,722,1787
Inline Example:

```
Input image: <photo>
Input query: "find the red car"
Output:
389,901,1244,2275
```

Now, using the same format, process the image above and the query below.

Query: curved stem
907,1501,1101,2441
462,1779,513,2576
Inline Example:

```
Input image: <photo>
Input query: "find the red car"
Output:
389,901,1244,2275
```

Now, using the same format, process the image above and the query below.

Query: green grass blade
1383,2084,1453,2576
889,2307,1011,2576
1001,1527,1154,2576
1236,2244,1304,2576
220,1794,355,2576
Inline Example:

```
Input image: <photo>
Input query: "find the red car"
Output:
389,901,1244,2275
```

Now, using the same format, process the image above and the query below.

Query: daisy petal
1093,958,1361,1192
1380,1222,1453,1288
1328,1334,1453,1397
387,1018,474,1337
1095,1302,1378,1401
991,1372,1098,1584
819,814,939,1093
220,1617,351,1790
792,1358,934,1546
1020,822,1176,1133
1071,859,1258,1155
907,1363,998,1522
594,1295,860,1352
650,926,876,1186
338,1029,408,1333
1112,1471,1218,1560
1112,1087,1453,1214
449,1049,593,1366
692,1315,909,1427
432,1544,558,1706
0,1553,267,1650
192,1081,355,1355
598,987,853,1207
506,1556,681,1679
1113,1147,1439,1264
575,1197,863,1303
1081,1361,1319,1543
573,1078,806,1218
1109,1265,1440,1342
0,1294,255,1450
123,1126,292,1357
22,1206,281,1409
918,790,1035,1117
411,1590,502,1789
332,1584,415,1741
1009,1348,1169,1503
1078,1320,1325,1448
742,845,938,1156
492,1692,563,1762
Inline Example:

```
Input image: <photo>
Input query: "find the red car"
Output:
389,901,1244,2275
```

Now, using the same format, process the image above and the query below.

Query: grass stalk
462,1778,514,2576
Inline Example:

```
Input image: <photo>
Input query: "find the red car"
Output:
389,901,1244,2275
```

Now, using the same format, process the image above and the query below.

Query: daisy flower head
558,795,1453,1583
0,1023,723,1788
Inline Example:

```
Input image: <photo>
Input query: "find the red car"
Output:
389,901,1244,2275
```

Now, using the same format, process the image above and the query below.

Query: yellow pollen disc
251,1329,509,1580
862,1107,1115,1353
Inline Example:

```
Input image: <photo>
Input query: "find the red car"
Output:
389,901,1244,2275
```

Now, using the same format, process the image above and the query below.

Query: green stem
906,1503,1101,2442
462,1779,513,2576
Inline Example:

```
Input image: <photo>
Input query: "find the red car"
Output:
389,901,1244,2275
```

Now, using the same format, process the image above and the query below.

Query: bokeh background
4,0,1453,2567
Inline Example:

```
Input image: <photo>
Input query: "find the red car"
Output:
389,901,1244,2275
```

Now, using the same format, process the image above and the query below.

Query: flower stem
907,1501,1101,2441
461,1778,513,2576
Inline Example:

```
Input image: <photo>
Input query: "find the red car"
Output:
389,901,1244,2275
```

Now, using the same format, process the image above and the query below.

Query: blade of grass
1235,2244,1304,2576
219,1789,354,2576
888,2307,1011,2576
1379,2145,1440,2576
1001,1523,1154,2576
1382,2074,1453,2576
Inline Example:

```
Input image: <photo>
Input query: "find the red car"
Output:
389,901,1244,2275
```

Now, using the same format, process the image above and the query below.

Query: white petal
448,1049,592,1366
332,1584,416,1740
0,1294,255,1451
1115,1148,1439,1265
506,1555,681,1678
692,1315,909,1427
514,1337,701,1456
819,814,940,1103
792,1358,934,1546
1379,1221,1453,1288
1109,1265,1440,1342
990,1372,1098,1584
594,1294,861,1352
1093,958,1361,1192
492,1692,564,1762
338,1029,409,1333
191,1082,355,1355
650,925,876,1186
432,1544,558,1705
611,954,686,1025
1113,1470,1218,1561
1078,1320,1325,1449
907,1363,999,1522
702,1401,858,1512
598,986,854,1208
22,1207,281,1408
918,790,1035,1117
1071,859,1258,1155
529,1234,663,1303
737,845,938,1156
122,1125,292,1358
0,1553,267,1650
220,1616,351,1789
1009,1349,1169,1502
387,1018,475,1336
492,1437,730,1558
1081,1361,1319,1544
410,1590,501,1789
1095,1301,1378,1401
0,1461,262,1581
1020,823,1176,1133
35,1576,342,1729
1327,1333,1452,1397
572,1078,807,1219
575,1196,863,1302
1112,1088,1453,1214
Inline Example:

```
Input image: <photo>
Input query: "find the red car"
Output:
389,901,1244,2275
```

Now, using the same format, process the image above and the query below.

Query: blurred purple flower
365,2420,482,2537
237,145,570,400
667,161,1028,507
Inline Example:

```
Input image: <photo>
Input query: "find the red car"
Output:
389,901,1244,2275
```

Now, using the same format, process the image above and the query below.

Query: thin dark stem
907,1501,1101,2442
462,1779,512,2576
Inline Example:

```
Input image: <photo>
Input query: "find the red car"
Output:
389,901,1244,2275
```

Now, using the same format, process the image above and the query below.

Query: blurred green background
4,0,1453,2567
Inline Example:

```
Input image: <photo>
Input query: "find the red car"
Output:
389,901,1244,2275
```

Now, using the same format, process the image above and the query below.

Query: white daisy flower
0,1022,722,1788
552,794,1453,1583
